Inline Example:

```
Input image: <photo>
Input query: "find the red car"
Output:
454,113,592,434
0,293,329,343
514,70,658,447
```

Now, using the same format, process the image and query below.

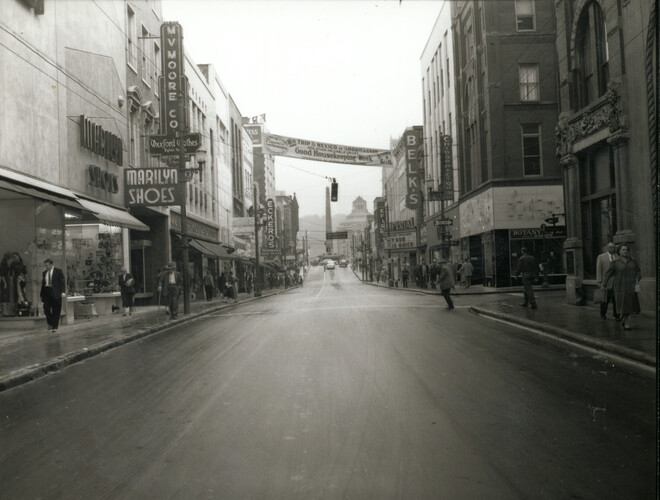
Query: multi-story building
228,96,246,220
554,0,656,309
420,2,461,265
450,0,564,287
243,119,276,210
383,129,422,283
275,192,299,269
336,197,372,263
0,0,151,321
0,0,255,322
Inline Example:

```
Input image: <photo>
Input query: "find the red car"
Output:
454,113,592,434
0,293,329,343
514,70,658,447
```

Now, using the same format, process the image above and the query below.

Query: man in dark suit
158,261,183,319
596,242,620,320
40,258,65,331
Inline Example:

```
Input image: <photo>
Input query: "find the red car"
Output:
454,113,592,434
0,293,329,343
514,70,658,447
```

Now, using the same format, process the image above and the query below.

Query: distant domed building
336,197,372,261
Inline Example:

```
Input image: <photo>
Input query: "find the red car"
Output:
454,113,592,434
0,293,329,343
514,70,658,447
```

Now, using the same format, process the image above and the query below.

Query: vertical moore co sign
404,127,423,209
160,22,185,135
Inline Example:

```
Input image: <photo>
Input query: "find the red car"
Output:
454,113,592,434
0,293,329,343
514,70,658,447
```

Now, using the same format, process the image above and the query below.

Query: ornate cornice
555,82,626,157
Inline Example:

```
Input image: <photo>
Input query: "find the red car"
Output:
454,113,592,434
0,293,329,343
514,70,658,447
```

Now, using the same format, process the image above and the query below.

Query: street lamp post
253,182,261,297
178,129,191,315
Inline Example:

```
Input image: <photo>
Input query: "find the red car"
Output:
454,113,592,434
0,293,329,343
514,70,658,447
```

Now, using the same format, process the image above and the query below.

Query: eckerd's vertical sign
404,127,423,209
160,22,185,135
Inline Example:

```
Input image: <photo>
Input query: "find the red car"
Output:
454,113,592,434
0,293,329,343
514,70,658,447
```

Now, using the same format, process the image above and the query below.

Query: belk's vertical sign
160,22,185,135
404,127,423,209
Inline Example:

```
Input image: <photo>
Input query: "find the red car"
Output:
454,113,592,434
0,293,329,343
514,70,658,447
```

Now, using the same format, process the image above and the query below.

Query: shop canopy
0,179,83,211
189,238,240,260
76,198,149,231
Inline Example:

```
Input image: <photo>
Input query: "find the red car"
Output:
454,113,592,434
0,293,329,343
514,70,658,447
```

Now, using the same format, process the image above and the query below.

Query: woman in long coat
601,244,641,330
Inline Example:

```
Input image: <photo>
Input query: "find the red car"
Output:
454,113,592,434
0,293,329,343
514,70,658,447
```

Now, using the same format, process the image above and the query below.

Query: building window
446,58,450,88
140,26,150,85
153,43,160,95
575,1,609,109
515,0,535,31
521,124,542,176
127,5,137,70
519,63,540,101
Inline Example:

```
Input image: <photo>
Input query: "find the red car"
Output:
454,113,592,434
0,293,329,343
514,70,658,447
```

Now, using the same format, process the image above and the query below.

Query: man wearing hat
437,258,455,310
158,262,183,319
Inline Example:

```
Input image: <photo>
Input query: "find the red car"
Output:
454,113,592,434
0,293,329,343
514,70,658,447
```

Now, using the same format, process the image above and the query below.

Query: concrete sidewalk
360,276,656,373
0,286,297,392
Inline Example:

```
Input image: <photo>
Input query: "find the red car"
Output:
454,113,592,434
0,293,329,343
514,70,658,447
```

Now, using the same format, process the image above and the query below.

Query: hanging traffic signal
331,179,338,202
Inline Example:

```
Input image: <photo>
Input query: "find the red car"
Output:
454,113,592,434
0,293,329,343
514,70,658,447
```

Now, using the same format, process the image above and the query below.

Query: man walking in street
437,259,455,310
516,247,538,309
40,258,65,332
158,262,183,319
596,242,620,320
429,260,439,289
401,266,409,288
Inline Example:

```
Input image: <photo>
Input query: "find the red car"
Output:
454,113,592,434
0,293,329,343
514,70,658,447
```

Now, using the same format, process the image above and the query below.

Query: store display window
65,219,123,295
0,190,66,316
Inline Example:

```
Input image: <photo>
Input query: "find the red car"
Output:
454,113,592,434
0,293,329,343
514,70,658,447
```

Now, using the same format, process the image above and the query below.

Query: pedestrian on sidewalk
461,258,473,288
40,258,65,332
158,262,183,319
218,272,227,302
516,247,538,309
437,259,455,310
118,268,136,316
429,260,439,289
601,244,641,331
596,242,620,320
203,270,214,302
226,270,238,303
401,266,409,288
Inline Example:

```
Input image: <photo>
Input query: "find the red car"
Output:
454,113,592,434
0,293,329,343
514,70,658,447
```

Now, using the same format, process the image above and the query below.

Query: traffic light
331,179,338,202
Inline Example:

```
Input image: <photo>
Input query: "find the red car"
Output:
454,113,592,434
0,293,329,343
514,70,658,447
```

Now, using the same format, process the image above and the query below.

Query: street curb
0,286,299,392
469,306,657,369
361,279,564,296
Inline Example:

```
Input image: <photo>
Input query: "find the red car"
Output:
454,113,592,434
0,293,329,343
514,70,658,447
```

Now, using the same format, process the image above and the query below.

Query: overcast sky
162,0,441,217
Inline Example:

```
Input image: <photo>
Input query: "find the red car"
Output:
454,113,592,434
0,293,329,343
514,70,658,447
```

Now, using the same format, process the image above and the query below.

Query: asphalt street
0,266,655,499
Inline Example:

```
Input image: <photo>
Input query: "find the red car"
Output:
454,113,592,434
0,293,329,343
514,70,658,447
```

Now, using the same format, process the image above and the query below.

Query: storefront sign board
383,231,416,250
125,167,181,206
404,128,423,209
265,198,276,251
440,135,453,195
159,22,186,135
148,134,201,155
232,217,254,235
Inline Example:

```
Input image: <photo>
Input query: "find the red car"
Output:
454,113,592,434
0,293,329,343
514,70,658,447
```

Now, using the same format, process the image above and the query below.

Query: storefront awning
0,179,83,211
189,238,240,260
76,198,149,231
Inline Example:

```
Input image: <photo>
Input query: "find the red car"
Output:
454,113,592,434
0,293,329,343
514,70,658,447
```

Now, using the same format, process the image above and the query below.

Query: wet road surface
0,267,655,499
